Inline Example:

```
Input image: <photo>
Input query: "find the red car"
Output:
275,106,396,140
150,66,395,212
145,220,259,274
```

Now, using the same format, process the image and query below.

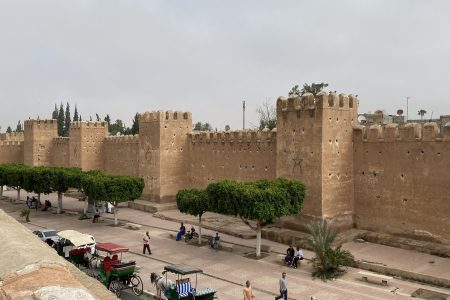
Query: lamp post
406,97,410,122
242,100,246,130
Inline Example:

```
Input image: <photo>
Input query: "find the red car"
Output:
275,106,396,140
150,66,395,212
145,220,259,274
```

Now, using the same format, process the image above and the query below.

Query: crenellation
384,123,399,141
423,122,439,141
0,132,24,141
400,123,422,141
367,124,383,142
443,122,450,141
24,119,56,127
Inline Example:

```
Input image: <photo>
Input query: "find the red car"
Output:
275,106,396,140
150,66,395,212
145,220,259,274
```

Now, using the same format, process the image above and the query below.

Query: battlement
24,119,57,127
188,128,276,145
0,140,23,146
53,137,69,145
354,122,450,142
104,135,140,143
69,121,107,130
0,132,24,141
140,111,192,122
277,92,357,112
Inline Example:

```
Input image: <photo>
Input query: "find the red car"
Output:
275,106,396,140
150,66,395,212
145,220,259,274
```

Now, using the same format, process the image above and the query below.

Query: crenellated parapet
354,122,450,142
0,140,23,147
104,135,140,143
277,92,357,112
188,128,276,145
69,121,107,130
0,132,24,141
23,119,57,130
53,137,69,145
139,111,192,122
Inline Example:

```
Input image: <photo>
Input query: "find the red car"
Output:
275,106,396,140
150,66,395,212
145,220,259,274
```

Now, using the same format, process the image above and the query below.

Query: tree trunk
256,225,262,257
37,193,41,210
0,185,3,198
57,191,63,214
17,188,20,202
113,203,118,225
83,197,88,215
198,215,202,245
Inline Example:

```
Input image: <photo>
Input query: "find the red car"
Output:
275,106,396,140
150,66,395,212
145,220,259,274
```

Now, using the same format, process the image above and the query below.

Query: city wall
104,135,140,177
187,129,277,189
353,122,450,242
0,140,23,163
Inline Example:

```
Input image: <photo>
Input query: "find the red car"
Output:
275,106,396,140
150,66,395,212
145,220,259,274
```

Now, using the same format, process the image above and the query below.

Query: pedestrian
143,231,152,255
176,222,186,241
275,272,287,300
243,280,255,300
92,209,100,223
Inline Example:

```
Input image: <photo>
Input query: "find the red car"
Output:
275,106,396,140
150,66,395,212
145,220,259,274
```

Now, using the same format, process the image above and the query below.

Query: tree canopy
289,82,329,97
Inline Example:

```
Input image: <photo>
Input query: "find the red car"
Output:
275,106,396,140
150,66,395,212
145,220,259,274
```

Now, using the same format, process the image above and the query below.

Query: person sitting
93,209,100,223
42,200,51,211
284,245,295,265
32,196,39,211
176,222,186,241
292,246,304,269
210,232,220,249
184,227,196,242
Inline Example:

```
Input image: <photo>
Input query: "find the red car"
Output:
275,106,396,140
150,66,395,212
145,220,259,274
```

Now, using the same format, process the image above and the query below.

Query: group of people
25,196,53,211
284,245,304,269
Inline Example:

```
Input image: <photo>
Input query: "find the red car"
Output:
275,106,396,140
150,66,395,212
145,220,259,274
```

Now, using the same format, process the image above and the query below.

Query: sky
1,0,450,132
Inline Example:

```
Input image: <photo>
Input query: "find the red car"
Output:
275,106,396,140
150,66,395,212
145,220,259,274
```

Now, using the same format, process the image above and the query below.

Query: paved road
2,197,450,300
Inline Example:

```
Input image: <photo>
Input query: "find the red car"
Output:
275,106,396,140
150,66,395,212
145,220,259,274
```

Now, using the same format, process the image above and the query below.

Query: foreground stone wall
0,209,116,300
353,122,450,242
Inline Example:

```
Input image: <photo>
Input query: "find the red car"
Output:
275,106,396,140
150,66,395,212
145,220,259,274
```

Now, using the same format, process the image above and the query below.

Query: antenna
406,97,411,122
429,111,433,123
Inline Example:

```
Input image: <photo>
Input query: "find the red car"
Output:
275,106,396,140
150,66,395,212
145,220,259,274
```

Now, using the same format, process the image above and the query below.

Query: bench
65,211,78,216
176,278,193,298
125,223,142,230
358,271,393,285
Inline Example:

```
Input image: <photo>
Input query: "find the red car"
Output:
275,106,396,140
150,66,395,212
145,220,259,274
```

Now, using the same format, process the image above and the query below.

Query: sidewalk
3,190,450,297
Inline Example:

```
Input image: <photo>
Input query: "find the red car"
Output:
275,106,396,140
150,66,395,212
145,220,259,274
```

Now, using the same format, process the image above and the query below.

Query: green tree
109,119,125,136
82,174,144,225
6,126,12,133
64,102,71,136
58,103,65,136
418,109,427,120
176,189,209,244
15,121,23,132
73,105,79,122
207,178,305,256
256,101,276,130
193,122,213,131
2,163,27,201
289,82,329,97
130,113,139,135
307,220,355,280
22,166,53,206
52,104,58,119
48,167,83,214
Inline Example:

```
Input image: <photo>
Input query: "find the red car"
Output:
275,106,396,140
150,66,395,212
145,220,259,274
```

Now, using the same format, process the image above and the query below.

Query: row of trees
176,178,305,257
0,164,144,225
50,103,140,137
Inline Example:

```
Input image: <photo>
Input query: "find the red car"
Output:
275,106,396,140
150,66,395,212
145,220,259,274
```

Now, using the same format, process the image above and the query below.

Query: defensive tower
276,92,358,229
23,119,58,166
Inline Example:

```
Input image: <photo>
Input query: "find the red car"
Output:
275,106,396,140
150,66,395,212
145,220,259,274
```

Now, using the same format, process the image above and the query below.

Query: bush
20,208,30,222
307,220,355,280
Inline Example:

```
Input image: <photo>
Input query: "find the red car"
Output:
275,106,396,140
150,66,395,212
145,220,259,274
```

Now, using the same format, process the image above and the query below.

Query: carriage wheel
130,275,143,296
108,280,121,297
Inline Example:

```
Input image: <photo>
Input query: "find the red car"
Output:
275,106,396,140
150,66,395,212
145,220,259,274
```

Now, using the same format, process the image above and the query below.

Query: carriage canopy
96,242,129,254
57,230,94,247
164,264,203,275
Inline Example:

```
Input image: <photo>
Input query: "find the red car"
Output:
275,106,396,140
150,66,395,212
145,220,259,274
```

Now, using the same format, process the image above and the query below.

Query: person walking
275,272,287,300
243,280,255,300
143,231,152,255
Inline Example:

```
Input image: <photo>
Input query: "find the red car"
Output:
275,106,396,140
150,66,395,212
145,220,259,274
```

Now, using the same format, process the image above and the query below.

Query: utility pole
406,97,410,122
242,100,246,130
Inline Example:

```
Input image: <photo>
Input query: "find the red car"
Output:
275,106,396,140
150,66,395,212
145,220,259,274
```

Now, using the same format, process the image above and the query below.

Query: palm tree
418,109,427,121
307,220,354,280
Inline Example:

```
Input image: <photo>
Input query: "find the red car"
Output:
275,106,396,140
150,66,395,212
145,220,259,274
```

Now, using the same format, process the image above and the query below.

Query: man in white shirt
292,246,304,268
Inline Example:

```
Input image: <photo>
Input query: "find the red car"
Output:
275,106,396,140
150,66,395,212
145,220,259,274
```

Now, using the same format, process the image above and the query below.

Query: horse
150,272,174,300
84,252,101,269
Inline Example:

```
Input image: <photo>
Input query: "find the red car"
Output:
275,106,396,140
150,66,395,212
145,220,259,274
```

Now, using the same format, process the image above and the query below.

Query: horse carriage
56,230,95,267
151,264,217,300
86,242,143,297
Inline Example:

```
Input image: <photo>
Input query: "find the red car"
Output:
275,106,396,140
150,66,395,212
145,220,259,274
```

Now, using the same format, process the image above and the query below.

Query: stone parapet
188,129,276,145
140,111,191,122
277,92,357,111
